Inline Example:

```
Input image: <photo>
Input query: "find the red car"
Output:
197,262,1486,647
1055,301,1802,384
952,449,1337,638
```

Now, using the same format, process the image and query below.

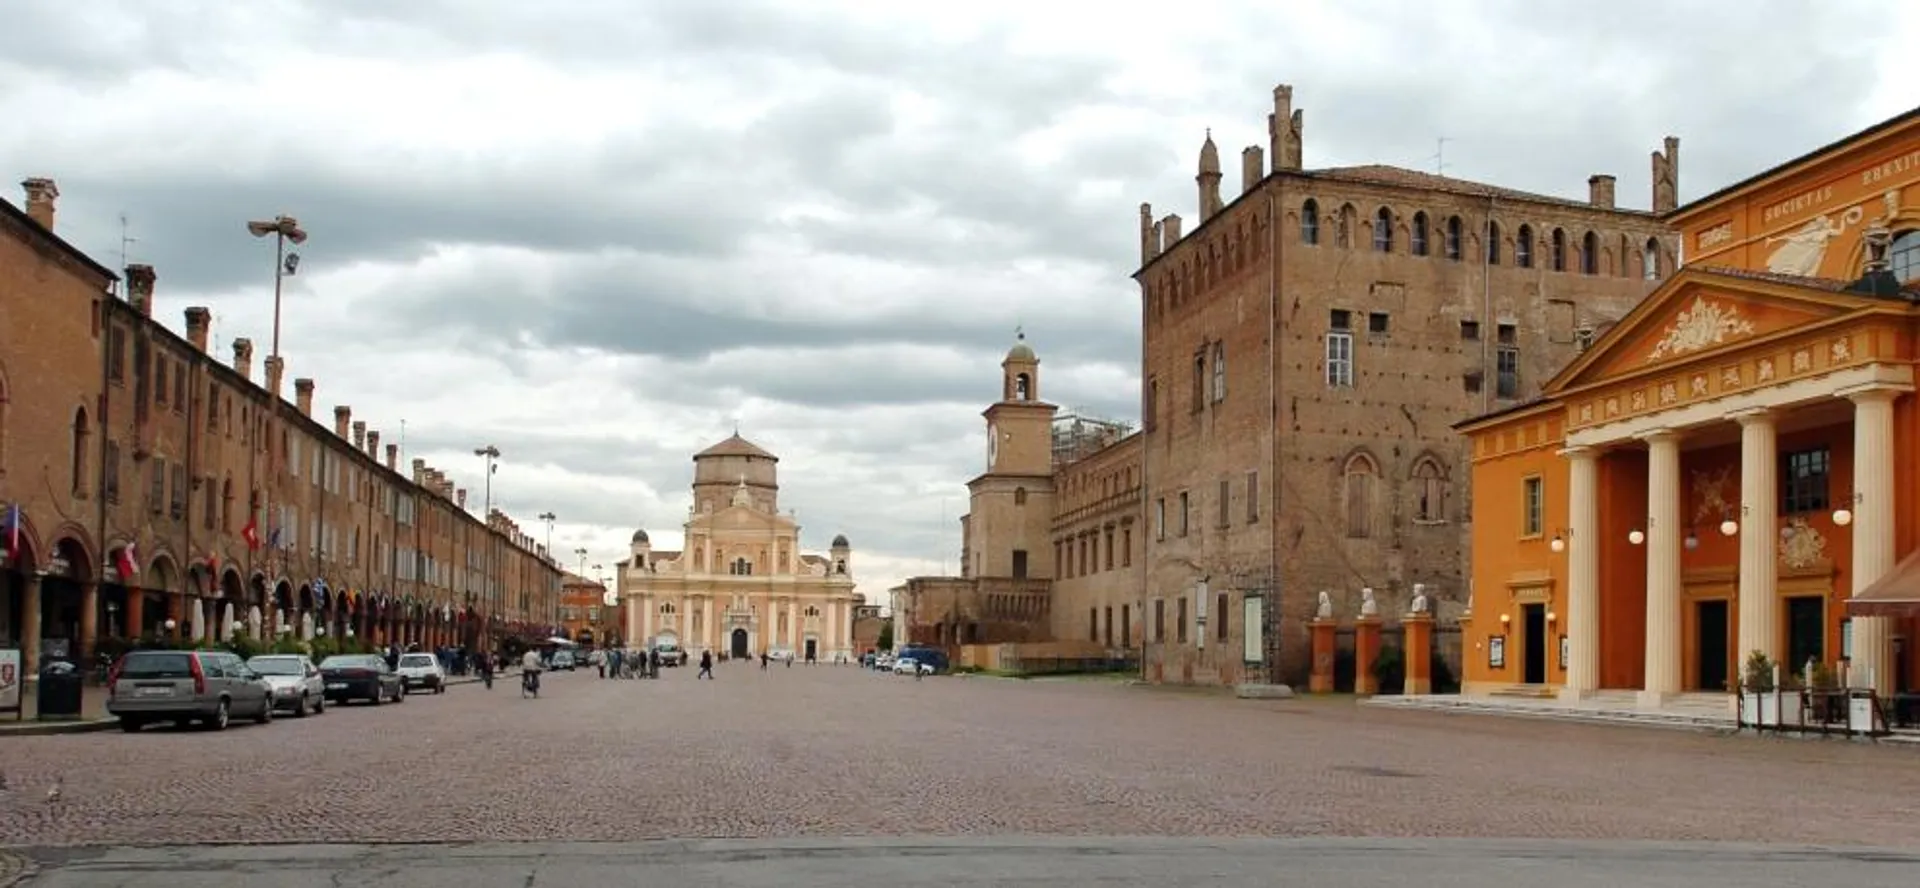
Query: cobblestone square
0,666,1916,848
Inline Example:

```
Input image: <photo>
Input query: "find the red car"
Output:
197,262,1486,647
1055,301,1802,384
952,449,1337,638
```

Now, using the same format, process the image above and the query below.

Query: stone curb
0,848,33,888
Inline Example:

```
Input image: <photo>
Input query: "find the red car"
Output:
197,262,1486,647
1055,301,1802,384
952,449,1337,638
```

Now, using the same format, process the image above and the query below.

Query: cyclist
520,647,545,697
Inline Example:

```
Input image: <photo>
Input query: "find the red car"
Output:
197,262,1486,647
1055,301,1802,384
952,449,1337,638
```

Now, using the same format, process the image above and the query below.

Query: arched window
71,406,89,497
805,605,820,618
1444,216,1463,261
659,601,676,615
1516,225,1534,268
834,559,847,575
1410,212,1429,256
1412,458,1449,523
1551,229,1567,271
1014,372,1031,400
1581,231,1600,275
1014,487,1028,506
1210,341,1226,402
1337,204,1356,248
1889,229,1919,282
1342,453,1378,538
1643,236,1661,280
1373,207,1393,252
1486,221,1502,264
1300,199,1320,245
731,556,752,576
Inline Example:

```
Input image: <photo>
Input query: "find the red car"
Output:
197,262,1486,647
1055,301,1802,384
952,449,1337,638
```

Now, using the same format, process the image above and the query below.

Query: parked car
550,650,577,671
246,654,326,716
767,648,795,662
318,654,406,705
107,649,275,732
395,652,447,693
894,645,949,673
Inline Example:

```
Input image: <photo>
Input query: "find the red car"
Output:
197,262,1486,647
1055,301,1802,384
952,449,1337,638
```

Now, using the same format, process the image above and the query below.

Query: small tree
876,622,894,652
1742,650,1776,692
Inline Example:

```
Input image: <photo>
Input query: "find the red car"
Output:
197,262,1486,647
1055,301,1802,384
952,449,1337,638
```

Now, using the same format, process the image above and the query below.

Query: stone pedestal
1309,618,1337,693
1354,616,1383,696
1402,613,1434,695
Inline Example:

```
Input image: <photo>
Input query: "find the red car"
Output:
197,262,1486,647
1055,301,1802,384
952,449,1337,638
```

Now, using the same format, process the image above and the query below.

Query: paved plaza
0,665,1916,849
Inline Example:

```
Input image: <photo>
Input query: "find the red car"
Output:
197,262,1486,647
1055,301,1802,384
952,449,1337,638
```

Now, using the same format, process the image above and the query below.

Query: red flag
116,542,140,580
242,519,260,551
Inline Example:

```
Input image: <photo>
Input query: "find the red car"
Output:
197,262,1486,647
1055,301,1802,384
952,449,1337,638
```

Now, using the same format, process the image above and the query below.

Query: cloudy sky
4,0,1916,601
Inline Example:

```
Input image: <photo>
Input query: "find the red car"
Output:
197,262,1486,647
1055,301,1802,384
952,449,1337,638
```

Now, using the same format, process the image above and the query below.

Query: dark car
894,645,950,673
318,654,406,705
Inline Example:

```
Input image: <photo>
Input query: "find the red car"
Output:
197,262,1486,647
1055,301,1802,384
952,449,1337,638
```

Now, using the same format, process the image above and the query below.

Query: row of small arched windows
1301,199,1665,281
1340,452,1451,539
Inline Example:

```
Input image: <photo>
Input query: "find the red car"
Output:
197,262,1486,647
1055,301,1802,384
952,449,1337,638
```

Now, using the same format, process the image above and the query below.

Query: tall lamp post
474,445,500,638
246,214,307,612
574,547,588,577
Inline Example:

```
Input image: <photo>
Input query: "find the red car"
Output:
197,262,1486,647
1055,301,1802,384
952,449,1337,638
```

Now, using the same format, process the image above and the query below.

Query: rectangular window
1782,448,1830,514
1178,491,1190,537
1176,596,1188,644
1216,592,1229,642
1191,351,1206,413
1495,345,1520,400
1218,479,1231,527
1460,319,1480,340
1367,311,1390,335
1522,476,1545,537
1210,342,1226,403
1012,548,1028,579
1104,529,1115,570
1154,599,1166,642
1122,528,1132,566
107,325,126,383
1327,332,1354,388
1246,470,1260,522
1155,499,1166,540
1089,608,1098,641
149,459,165,514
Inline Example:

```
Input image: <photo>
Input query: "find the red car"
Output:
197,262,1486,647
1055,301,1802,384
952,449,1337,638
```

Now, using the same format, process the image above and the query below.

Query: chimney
294,378,315,416
411,458,426,481
1588,174,1617,210
184,307,212,352
265,356,285,398
366,429,381,458
1161,213,1183,244
1241,146,1264,195
1652,136,1681,214
19,178,58,230
126,264,157,317
333,405,351,438
386,443,399,471
457,488,468,510
1138,203,1157,265
351,420,366,450
1267,85,1303,172
232,338,254,381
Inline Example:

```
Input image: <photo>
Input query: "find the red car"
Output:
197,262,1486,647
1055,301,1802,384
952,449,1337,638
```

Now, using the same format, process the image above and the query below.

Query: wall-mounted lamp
1684,527,1700,551
1546,611,1557,623
1719,509,1740,537
1832,492,1864,527
1628,525,1646,546
1549,528,1572,553
1499,613,1511,625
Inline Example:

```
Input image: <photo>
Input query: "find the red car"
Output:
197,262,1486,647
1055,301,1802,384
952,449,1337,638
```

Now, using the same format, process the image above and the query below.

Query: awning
1847,550,1920,618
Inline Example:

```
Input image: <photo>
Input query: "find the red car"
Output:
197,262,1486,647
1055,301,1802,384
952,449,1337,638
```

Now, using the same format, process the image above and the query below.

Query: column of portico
1561,447,1601,701
1733,408,1781,669
1640,429,1683,707
1845,387,1901,696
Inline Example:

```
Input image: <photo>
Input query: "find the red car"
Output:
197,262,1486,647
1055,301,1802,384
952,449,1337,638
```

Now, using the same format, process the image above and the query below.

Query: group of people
589,647,664,679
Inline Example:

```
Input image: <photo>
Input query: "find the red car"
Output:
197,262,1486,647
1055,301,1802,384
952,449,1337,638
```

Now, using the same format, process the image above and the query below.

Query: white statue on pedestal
1359,587,1379,617
1410,583,1430,614
1315,590,1333,619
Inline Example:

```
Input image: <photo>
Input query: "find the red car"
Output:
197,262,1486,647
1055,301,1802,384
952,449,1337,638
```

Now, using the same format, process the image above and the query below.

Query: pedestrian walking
697,649,714,680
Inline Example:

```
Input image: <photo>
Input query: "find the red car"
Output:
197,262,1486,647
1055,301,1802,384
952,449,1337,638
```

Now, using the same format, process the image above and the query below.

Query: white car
892,657,933,675
395,652,447,694
247,654,326,716
767,648,795,662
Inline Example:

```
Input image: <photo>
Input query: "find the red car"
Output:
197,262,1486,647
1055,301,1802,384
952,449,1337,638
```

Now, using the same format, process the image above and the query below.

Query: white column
1733,409,1780,672
1562,447,1601,700
1640,429,1683,707
1846,387,1901,696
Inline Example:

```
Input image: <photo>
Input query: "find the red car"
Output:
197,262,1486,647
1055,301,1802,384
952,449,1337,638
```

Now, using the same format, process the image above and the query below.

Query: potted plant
1738,650,1773,727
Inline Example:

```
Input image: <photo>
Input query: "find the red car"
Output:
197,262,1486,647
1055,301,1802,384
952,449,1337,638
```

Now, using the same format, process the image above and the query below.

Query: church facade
617,434,859,662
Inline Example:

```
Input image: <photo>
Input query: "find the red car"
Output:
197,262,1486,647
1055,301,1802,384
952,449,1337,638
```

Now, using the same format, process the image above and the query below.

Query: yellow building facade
1458,107,1920,703
617,435,858,662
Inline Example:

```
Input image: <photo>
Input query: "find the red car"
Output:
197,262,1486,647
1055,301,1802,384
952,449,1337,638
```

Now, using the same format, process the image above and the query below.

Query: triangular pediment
1545,266,1879,394
692,504,794,534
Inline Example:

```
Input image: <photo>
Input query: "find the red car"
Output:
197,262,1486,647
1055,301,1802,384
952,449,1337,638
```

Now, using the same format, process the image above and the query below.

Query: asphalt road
14,838,1920,887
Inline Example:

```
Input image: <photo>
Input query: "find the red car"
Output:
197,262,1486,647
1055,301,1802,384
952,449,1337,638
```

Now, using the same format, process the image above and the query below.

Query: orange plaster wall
1672,119,1920,278
1595,451,1647,690
1462,420,1567,687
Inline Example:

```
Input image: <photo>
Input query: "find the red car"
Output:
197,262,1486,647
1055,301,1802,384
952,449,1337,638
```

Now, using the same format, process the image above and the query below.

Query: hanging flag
268,525,283,550
2,504,19,563
117,542,140,580
242,518,260,551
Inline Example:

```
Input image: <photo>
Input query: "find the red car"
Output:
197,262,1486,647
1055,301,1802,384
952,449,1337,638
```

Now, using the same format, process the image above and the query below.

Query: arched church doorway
730,627,749,659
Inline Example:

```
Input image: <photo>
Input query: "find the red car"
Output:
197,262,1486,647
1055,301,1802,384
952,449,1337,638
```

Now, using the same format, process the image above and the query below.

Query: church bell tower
965,329,1059,580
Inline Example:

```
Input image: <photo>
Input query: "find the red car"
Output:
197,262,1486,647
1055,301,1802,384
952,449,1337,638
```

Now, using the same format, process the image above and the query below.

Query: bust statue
1410,583,1430,614
1359,587,1379,617
1315,590,1333,619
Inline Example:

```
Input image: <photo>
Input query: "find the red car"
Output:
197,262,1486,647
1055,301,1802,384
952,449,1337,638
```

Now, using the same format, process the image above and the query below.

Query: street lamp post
474,445,500,630
574,547,588,577
537,511,556,556
246,214,308,605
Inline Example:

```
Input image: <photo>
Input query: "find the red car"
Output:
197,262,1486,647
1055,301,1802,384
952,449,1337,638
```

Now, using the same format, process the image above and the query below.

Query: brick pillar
125,588,146,641
1402,613,1434,695
78,581,99,663
168,594,184,641
1354,616,1382,696
1309,618,1337,693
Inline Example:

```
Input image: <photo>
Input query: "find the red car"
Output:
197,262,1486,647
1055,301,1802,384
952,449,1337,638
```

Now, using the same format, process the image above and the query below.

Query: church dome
631,528,649,544
831,533,850,548
1005,331,1036,362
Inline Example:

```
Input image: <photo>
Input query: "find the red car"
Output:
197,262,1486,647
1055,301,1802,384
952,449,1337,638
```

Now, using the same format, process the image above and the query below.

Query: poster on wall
1489,635,1506,669
1560,635,1569,670
0,649,20,713
1242,595,1264,664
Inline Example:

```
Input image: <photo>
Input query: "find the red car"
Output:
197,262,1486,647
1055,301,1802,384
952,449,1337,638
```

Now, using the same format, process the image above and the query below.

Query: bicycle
521,670,541,698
